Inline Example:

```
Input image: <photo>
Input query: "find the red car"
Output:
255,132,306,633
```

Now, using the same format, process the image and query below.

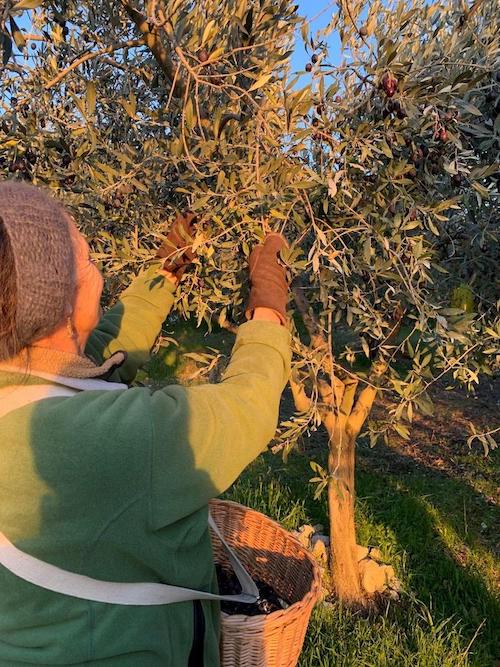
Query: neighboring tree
1,0,498,607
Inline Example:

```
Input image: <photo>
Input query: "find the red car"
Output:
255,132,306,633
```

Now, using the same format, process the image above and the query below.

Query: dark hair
0,215,20,361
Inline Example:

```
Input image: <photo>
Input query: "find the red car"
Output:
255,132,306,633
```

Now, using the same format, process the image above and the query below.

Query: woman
0,181,291,666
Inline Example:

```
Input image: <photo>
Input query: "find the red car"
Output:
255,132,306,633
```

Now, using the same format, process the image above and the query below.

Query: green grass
224,450,500,667
136,318,234,386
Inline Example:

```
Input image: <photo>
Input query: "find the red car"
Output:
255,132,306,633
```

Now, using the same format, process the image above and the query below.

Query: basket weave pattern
209,499,322,667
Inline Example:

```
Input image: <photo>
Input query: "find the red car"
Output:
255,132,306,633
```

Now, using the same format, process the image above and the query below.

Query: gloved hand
245,233,289,325
156,211,197,278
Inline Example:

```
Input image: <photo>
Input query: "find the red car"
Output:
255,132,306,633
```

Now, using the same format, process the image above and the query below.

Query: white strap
0,382,259,605
0,530,257,605
208,514,259,601
0,384,79,419
0,365,128,392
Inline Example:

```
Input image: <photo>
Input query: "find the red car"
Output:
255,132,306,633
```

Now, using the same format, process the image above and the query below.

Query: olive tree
1,0,498,607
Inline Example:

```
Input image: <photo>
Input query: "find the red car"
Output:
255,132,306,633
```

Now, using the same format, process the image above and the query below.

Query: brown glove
156,211,197,278
245,233,289,324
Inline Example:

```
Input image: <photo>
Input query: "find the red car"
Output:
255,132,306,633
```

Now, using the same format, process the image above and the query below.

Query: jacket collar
0,346,127,381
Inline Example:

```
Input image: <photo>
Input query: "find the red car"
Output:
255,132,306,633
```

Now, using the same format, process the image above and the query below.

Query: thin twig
44,39,145,89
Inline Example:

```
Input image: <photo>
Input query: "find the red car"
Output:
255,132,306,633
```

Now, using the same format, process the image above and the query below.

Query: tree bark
120,0,186,98
327,426,364,605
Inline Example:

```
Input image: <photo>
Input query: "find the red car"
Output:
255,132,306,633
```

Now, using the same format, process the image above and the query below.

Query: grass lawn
143,321,499,666
225,441,499,666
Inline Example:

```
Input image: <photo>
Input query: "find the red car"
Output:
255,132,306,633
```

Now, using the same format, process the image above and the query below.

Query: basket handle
208,512,260,602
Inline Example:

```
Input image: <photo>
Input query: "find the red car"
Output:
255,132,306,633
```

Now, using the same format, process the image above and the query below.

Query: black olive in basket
216,564,290,616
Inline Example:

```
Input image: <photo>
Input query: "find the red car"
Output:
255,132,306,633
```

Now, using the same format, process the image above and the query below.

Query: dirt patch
369,377,500,504
280,376,499,505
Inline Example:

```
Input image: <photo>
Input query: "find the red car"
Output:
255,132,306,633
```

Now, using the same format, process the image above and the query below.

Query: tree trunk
327,427,364,605
289,282,383,606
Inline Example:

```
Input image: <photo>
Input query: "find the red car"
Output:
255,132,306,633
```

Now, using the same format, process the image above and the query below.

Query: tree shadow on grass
230,441,500,666
356,441,500,665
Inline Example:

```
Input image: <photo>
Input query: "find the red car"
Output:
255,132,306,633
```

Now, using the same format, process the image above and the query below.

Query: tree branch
291,274,384,434
458,0,485,28
466,0,485,19
120,0,185,98
217,113,242,138
290,372,312,413
340,378,358,416
318,377,345,410
44,39,145,89
348,385,377,436
23,33,47,42
340,0,369,46
291,276,327,352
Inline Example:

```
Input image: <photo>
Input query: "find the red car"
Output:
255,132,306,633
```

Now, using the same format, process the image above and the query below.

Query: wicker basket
209,499,322,667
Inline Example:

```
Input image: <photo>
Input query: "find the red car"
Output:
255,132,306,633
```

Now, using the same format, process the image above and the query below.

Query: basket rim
210,498,323,624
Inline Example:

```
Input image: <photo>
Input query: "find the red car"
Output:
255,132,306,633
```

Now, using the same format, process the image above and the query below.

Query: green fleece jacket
0,266,291,666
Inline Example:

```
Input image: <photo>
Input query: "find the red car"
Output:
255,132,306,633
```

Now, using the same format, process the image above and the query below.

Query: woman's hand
156,211,197,280
246,233,289,325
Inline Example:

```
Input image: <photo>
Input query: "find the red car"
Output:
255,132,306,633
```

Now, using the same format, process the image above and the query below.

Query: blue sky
291,0,341,74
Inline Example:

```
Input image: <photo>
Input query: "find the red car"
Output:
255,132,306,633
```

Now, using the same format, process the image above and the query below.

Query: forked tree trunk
319,381,376,606
290,280,387,607
292,371,379,607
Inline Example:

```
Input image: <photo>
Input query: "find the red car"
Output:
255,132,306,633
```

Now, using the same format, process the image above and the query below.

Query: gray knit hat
0,181,76,356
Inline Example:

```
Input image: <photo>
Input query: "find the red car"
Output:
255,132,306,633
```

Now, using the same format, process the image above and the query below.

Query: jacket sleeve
85,264,177,385
150,320,291,528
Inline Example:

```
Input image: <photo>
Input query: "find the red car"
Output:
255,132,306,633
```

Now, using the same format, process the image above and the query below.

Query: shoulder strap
0,383,259,605
0,384,79,419
0,529,258,605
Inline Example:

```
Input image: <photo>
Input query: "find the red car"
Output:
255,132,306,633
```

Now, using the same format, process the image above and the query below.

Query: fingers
262,232,288,253
172,211,197,241
248,233,287,268
156,210,198,272
248,245,263,280
180,210,198,230
248,233,288,276
173,210,197,227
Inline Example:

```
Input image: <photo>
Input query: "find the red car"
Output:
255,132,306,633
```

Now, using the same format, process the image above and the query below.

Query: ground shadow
355,441,500,660
229,439,500,665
